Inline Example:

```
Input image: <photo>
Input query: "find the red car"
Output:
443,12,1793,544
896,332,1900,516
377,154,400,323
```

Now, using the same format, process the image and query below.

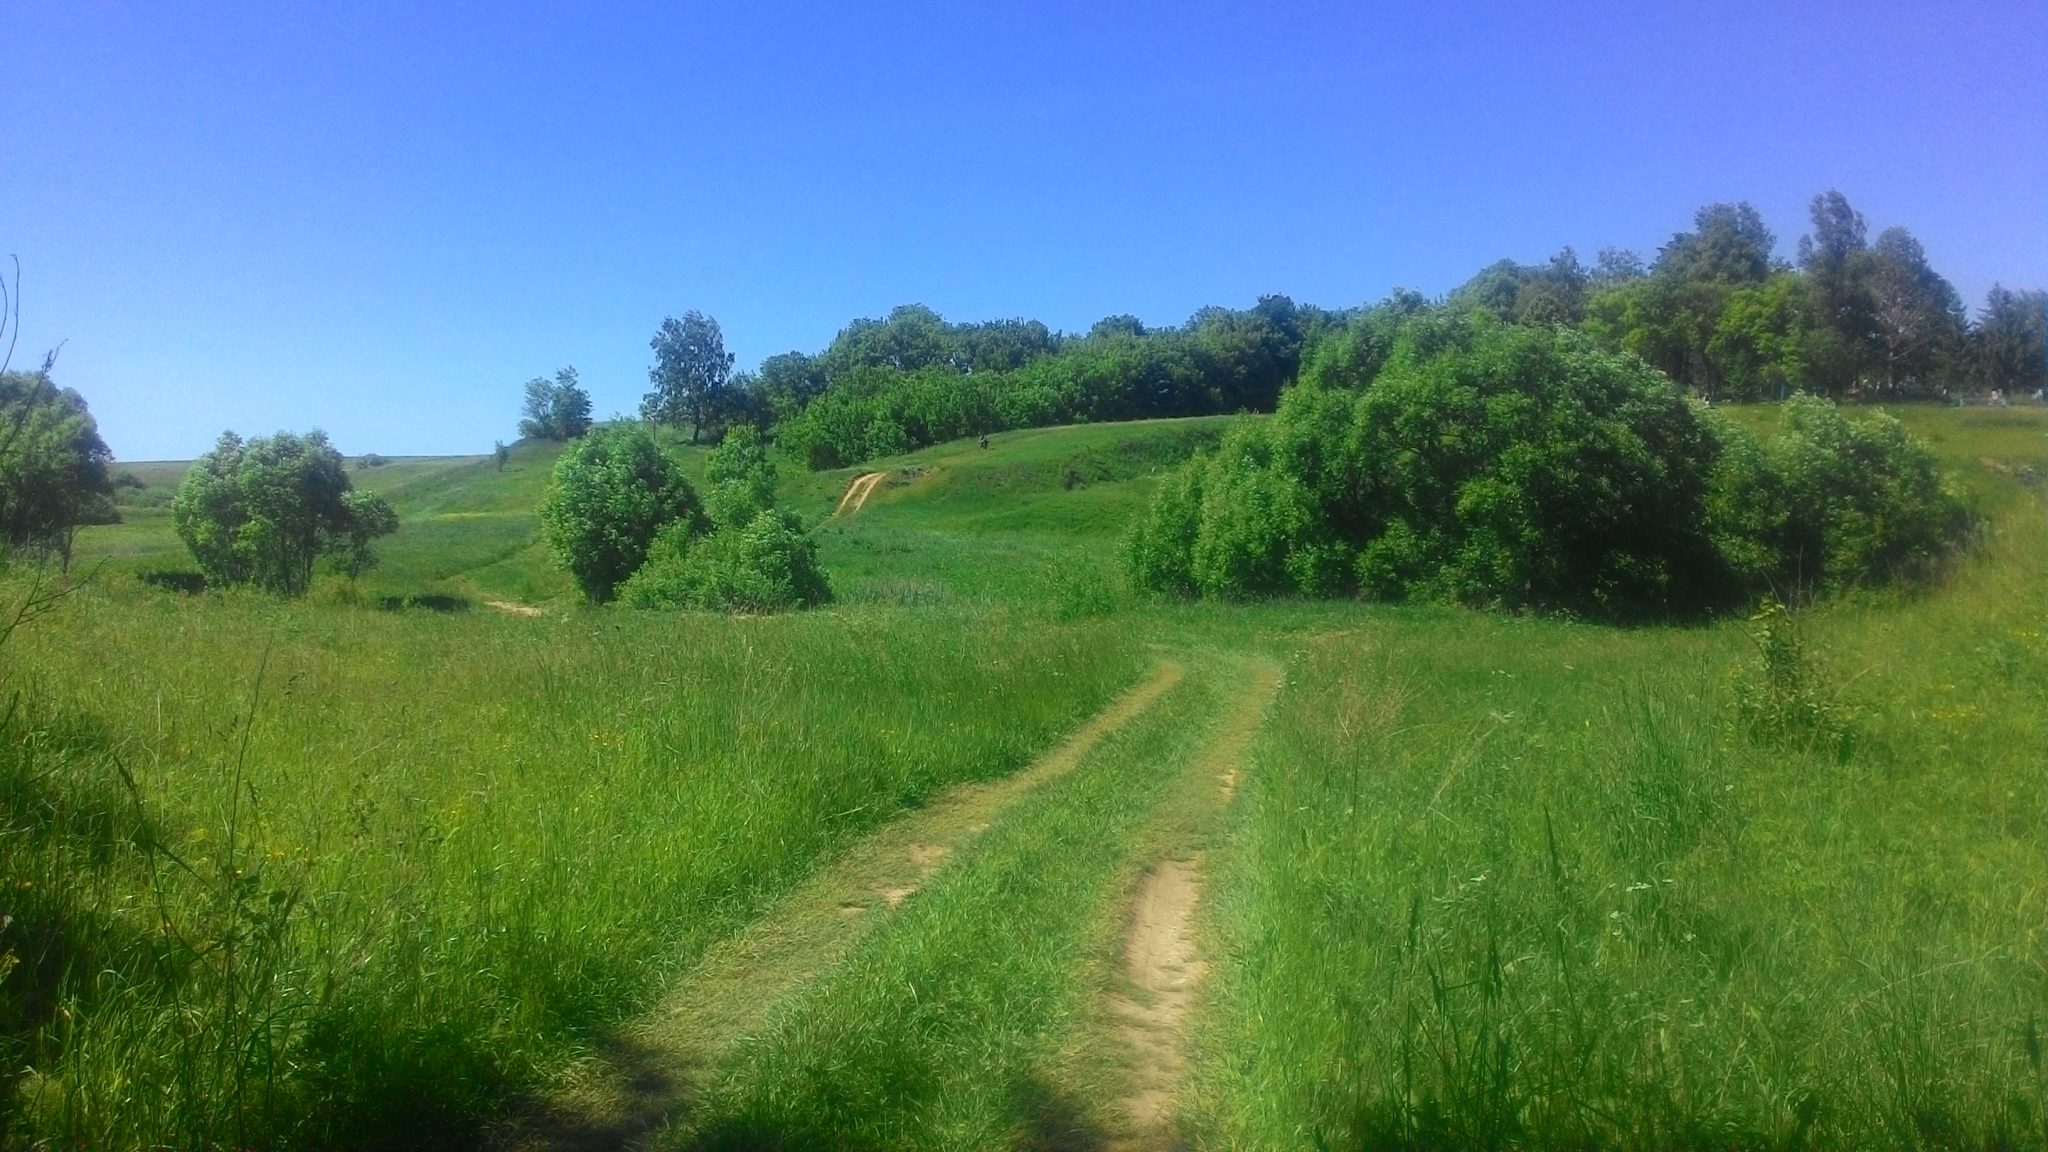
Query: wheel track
830,471,887,518
497,659,1185,1152
1102,655,1283,1151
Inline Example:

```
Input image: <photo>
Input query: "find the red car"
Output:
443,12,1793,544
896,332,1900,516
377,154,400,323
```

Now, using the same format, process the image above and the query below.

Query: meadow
0,403,2041,1148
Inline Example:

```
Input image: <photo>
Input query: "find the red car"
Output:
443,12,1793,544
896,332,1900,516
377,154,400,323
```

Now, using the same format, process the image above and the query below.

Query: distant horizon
6,1,2042,461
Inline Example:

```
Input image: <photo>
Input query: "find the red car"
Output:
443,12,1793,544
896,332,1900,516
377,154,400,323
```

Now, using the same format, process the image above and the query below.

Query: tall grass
0,589,1142,1148
1184,499,2045,1147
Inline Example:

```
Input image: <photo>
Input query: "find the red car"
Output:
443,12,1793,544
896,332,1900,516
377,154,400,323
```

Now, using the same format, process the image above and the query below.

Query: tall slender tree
644,311,736,443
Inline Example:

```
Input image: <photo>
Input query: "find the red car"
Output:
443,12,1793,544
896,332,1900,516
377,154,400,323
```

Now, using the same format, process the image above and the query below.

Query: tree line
520,189,2039,471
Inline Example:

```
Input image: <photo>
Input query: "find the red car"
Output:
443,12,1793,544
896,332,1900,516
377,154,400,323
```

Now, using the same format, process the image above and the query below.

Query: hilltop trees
1971,285,2047,394
172,430,398,595
0,370,116,571
518,367,594,441
644,311,737,443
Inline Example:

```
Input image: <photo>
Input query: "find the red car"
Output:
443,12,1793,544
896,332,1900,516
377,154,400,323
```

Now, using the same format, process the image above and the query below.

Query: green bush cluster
172,430,398,596
541,424,829,612
1126,317,1972,616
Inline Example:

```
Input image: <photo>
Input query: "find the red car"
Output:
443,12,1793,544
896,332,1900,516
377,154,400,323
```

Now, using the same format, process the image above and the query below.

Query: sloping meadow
0,592,1143,1148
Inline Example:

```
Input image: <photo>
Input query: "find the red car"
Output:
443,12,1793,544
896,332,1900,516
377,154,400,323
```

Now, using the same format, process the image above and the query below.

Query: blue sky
5,1,2043,460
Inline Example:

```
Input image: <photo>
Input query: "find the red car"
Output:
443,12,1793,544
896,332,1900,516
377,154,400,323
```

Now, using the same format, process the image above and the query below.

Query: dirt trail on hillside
497,660,1184,1152
831,471,887,517
1103,657,1282,1151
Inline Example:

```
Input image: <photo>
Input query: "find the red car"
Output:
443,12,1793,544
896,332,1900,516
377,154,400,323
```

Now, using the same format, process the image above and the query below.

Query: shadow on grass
375,593,473,613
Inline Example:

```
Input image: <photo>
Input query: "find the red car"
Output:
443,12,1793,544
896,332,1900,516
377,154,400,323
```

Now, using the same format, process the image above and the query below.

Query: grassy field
3,404,2042,1148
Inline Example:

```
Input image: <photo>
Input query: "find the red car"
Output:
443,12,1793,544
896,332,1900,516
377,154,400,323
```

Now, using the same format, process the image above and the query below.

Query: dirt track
1103,656,1283,1150
831,471,887,517
499,660,1186,1152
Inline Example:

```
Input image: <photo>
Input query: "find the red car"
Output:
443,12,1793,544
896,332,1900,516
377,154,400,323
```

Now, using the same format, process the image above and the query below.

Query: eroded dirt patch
1107,857,1207,1130
832,471,888,517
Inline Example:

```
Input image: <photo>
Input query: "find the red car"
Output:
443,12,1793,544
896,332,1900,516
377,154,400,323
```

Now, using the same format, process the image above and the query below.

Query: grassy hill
81,415,1237,607
8,403,2044,1149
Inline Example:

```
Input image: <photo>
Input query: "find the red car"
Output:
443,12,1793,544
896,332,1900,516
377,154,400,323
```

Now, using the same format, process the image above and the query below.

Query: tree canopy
0,370,116,570
518,367,594,441
644,311,737,443
171,430,398,595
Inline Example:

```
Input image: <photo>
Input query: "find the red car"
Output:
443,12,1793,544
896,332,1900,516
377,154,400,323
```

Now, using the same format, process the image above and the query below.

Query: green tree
0,370,116,571
1797,190,1878,393
1657,202,1778,286
1709,274,1816,400
171,430,397,595
493,440,511,471
538,423,704,603
518,367,593,441
1868,227,1965,395
703,424,778,529
644,311,736,442
1971,285,2047,395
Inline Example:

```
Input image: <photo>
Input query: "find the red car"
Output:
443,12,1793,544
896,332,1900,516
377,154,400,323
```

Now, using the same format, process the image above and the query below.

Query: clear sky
4,1,2043,461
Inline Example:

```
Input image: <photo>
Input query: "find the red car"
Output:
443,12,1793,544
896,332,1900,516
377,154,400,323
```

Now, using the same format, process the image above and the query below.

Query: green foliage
1733,597,1853,752
1130,320,1974,616
492,440,511,472
538,423,703,603
1130,322,1733,616
517,367,593,441
618,508,830,613
1971,285,2047,395
1704,396,1973,597
644,311,738,443
702,424,778,529
0,371,116,570
1707,273,1815,400
617,425,830,612
775,297,1322,469
170,430,397,596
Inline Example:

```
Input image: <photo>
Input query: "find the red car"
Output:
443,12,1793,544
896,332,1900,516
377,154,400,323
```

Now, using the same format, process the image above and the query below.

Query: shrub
1126,322,1972,617
171,430,398,597
1733,597,1853,753
1129,321,1729,616
1705,395,1971,598
538,424,704,603
618,510,830,612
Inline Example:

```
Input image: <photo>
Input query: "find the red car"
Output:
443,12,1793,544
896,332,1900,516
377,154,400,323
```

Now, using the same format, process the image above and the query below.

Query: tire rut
496,659,1185,1152
1102,656,1282,1151
831,471,887,518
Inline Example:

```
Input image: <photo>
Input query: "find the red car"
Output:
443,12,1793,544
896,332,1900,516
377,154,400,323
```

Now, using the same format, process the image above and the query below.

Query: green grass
5,403,2042,1149
1183,419,2047,1148
0,595,1144,1147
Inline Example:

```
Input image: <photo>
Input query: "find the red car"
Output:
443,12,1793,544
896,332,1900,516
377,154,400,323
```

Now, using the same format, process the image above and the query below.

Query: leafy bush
538,424,704,603
1127,319,1972,617
618,509,830,612
1705,395,1972,598
1733,597,1854,753
171,430,398,597
601,423,832,613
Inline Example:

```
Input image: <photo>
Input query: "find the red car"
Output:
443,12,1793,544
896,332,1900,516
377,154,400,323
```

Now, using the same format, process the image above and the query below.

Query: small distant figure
1990,388,2007,408
978,434,990,449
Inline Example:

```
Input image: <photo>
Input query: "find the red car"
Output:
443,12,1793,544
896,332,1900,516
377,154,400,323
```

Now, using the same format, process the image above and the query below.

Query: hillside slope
77,417,1237,606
